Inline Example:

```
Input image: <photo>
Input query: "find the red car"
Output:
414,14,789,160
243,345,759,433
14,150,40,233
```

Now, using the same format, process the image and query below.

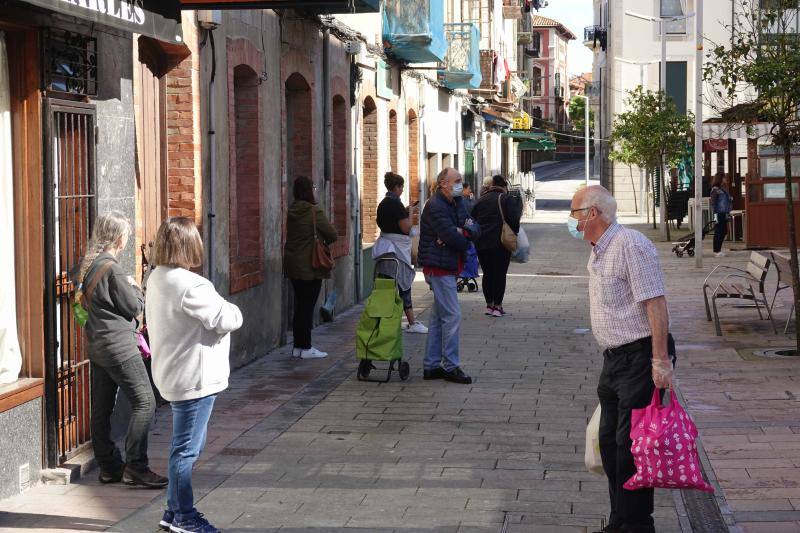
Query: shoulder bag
498,194,518,253
311,207,335,271
72,260,115,327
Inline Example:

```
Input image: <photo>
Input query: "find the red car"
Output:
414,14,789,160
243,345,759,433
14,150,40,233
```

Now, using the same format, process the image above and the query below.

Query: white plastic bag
585,404,605,476
511,227,530,263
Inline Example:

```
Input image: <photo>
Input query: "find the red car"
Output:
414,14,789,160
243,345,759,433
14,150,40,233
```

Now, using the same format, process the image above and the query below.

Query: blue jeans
424,274,461,372
168,394,217,521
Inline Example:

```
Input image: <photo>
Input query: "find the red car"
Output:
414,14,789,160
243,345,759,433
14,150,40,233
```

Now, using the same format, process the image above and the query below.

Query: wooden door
134,53,167,278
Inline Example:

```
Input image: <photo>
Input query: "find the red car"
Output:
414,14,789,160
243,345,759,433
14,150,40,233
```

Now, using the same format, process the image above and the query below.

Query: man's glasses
569,207,591,215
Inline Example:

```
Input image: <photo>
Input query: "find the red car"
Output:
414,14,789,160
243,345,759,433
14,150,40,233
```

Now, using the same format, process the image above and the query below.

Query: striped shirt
588,223,666,349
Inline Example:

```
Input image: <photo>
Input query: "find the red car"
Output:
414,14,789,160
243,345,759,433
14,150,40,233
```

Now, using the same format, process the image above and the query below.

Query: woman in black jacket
75,211,166,488
470,175,522,317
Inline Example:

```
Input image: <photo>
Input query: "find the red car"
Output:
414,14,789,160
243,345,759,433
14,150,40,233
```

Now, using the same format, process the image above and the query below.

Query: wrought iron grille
44,29,98,96
45,101,96,464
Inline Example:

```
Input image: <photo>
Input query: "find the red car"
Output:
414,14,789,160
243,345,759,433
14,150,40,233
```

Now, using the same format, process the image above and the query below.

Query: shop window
229,64,263,293
332,95,349,258
362,97,378,244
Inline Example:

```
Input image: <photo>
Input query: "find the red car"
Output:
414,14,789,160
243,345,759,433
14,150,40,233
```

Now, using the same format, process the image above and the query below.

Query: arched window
229,64,263,293
389,109,398,172
407,109,420,221
332,95,349,258
362,97,378,244
285,73,313,183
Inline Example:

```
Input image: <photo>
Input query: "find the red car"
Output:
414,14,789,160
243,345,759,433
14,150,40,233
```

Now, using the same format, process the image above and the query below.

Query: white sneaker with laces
300,347,328,359
715,252,726,258
405,321,429,334
291,348,302,358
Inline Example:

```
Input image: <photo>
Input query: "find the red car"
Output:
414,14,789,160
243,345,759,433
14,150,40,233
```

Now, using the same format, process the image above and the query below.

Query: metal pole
585,95,590,187
660,19,668,240
694,0,704,267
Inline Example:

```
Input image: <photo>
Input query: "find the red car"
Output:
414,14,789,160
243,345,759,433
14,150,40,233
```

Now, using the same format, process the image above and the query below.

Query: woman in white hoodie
146,217,242,533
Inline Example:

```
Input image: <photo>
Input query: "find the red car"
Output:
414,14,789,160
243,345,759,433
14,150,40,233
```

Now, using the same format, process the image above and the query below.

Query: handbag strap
497,194,507,225
311,205,319,239
82,260,115,312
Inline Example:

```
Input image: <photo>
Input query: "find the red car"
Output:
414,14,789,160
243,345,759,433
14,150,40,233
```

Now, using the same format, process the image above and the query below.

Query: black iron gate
43,100,97,466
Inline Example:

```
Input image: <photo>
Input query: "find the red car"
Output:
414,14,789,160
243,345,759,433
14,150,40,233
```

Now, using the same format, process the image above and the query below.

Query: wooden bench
769,252,797,334
702,252,776,336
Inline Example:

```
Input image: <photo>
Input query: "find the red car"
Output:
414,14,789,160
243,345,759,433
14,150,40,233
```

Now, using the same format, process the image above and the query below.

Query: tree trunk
782,139,800,353
629,164,638,214
651,170,657,230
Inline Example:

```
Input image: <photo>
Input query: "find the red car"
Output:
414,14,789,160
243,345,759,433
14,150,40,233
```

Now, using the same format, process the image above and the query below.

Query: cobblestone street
1,217,799,532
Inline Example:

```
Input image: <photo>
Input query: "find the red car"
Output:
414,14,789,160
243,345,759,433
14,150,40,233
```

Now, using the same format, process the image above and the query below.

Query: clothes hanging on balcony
493,54,509,86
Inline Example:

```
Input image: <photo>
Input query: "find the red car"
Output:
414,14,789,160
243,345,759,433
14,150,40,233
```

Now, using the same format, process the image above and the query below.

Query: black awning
21,0,183,44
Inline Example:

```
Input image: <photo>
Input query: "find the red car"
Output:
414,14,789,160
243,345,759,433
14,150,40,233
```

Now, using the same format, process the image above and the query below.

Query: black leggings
477,247,512,307
713,212,728,253
291,279,322,350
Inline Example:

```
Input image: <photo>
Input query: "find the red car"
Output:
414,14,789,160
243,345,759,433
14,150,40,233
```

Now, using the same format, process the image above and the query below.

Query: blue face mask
452,182,464,197
567,216,585,240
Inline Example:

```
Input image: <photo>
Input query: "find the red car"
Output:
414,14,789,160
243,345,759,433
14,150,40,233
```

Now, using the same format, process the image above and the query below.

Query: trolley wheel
457,283,464,293
358,359,372,379
467,280,478,292
676,251,684,258
399,361,410,381
688,250,695,257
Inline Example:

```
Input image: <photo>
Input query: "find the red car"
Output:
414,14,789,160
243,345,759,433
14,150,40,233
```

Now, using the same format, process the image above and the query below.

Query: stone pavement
0,217,798,532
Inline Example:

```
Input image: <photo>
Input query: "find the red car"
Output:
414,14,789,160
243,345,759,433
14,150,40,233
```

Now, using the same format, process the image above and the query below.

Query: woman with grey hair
76,211,167,488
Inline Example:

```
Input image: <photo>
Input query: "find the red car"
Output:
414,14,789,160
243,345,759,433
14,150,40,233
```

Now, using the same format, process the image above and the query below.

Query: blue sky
535,0,594,76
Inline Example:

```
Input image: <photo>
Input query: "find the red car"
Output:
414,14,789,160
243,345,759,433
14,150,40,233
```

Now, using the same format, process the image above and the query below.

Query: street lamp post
694,0,704,268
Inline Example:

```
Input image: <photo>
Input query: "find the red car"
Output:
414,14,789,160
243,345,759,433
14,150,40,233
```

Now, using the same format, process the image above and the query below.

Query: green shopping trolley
356,257,410,382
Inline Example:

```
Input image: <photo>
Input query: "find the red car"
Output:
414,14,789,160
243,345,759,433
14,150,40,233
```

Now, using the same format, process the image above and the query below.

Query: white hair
582,186,617,224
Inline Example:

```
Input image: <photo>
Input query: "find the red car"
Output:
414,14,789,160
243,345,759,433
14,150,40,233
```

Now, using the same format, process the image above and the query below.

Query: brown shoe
123,465,168,489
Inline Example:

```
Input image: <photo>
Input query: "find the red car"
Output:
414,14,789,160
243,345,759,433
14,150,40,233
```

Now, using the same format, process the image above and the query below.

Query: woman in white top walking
146,217,243,533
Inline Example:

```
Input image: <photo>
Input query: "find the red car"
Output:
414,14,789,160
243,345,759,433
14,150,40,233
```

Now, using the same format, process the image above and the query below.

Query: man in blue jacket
418,167,479,384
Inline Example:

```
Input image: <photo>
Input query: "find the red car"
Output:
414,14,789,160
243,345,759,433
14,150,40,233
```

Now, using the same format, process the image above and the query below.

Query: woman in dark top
283,176,338,359
75,211,167,488
470,175,523,317
374,172,427,334
710,174,733,257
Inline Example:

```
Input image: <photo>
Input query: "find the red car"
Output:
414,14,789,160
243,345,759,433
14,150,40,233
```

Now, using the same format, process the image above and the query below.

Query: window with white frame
660,0,687,34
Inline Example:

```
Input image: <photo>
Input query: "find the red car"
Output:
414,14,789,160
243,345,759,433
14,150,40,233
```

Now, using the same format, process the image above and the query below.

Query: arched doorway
407,109,420,222
362,97,378,244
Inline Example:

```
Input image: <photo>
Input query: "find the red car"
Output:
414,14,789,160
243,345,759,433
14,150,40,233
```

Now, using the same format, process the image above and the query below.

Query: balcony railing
503,0,523,19
383,0,447,63
524,39,541,58
439,23,482,89
583,25,607,51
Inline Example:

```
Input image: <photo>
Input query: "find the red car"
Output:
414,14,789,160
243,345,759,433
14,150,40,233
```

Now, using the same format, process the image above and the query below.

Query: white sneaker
405,321,429,334
291,348,302,358
715,252,726,258
300,347,328,359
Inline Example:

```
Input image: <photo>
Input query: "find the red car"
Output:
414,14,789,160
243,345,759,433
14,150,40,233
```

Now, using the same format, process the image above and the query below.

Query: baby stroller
672,220,716,258
356,258,411,382
457,243,480,293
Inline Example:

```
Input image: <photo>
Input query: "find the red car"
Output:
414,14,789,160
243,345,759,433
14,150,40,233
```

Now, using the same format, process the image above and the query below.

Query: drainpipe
207,29,217,285
321,23,332,303
353,87,362,303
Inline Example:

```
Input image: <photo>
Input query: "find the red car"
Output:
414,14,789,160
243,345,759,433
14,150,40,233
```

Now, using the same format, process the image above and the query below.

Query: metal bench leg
752,290,765,320
712,296,723,336
785,303,795,334
703,284,713,321
763,296,778,334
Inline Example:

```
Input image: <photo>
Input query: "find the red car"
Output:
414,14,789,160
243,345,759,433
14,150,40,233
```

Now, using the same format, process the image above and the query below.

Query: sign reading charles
23,0,183,43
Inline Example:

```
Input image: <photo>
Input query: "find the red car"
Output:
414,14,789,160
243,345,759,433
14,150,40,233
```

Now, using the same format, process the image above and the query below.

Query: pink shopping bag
624,389,714,493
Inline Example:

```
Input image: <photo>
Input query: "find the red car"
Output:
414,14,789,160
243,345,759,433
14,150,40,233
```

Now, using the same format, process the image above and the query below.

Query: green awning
518,139,556,151
502,130,555,151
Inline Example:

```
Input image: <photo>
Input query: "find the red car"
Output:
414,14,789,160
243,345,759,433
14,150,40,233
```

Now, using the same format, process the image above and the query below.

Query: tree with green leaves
568,96,595,135
704,0,800,349
610,86,695,240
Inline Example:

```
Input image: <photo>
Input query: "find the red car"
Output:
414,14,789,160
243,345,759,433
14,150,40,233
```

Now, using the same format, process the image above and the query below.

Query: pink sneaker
485,306,495,316
491,308,502,318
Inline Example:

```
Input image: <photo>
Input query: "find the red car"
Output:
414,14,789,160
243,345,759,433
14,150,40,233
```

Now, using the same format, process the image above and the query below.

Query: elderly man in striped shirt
569,185,675,533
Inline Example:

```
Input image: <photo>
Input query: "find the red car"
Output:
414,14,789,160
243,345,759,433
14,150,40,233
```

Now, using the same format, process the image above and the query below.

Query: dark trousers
597,335,676,533
477,247,512,307
91,355,155,472
291,278,322,350
713,212,728,253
